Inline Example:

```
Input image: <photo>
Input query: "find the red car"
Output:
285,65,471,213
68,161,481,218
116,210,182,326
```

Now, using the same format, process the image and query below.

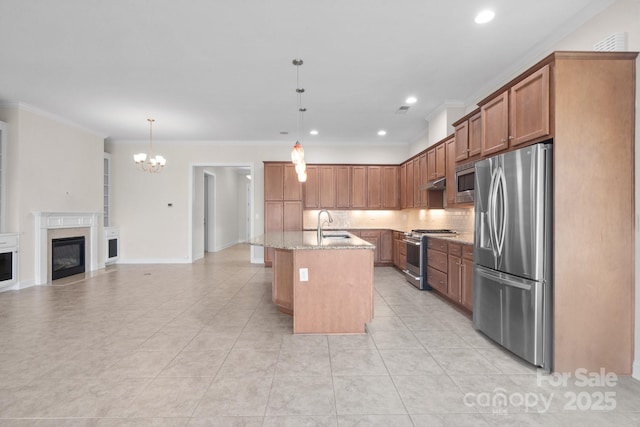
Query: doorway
190,164,255,263
204,172,215,252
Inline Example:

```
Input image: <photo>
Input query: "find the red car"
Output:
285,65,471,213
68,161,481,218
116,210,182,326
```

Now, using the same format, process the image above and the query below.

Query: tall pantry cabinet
263,162,303,267
477,51,637,375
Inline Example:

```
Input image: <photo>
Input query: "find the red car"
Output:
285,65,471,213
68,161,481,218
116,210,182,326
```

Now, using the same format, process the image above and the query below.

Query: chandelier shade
134,118,166,173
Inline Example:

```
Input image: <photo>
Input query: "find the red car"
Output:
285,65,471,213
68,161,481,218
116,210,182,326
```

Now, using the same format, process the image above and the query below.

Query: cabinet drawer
462,244,474,260
448,243,462,257
427,238,447,252
427,249,448,273
427,266,447,294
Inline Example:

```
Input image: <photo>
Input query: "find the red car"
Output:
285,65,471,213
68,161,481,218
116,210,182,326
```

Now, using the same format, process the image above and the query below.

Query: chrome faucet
317,209,333,241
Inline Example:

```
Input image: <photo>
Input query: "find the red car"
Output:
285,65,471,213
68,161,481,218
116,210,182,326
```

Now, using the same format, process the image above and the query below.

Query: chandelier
133,118,166,173
291,59,307,182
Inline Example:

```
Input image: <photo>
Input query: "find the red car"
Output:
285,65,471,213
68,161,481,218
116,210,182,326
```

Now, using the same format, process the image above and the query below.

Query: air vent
593,32,627,52
395,105,410,115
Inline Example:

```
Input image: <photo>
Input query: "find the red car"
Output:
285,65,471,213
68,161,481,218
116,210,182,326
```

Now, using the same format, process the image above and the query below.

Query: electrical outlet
299,268,309,282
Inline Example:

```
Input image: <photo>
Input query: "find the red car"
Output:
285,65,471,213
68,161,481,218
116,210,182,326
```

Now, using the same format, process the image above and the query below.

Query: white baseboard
633,360,640,381
216,240,240,251
117,258,192,264
0,279,36,292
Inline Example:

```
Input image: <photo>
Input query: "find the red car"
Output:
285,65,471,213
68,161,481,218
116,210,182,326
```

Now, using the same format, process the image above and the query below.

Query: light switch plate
299,268,309,282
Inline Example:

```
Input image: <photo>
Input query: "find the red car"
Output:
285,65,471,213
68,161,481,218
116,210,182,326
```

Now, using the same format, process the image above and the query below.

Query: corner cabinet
481,65,551,156
453,109,482,162
355,229,393,266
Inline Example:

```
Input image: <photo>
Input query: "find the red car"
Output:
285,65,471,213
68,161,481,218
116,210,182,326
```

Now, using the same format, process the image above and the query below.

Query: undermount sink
322,232,351,239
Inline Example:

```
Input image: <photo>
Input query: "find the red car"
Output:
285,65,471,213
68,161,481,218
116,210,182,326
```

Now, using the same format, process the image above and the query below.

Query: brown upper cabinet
401,160,416,208
481,65,551,156
413,157,421,207
453,109,482,162
427,148,436,181
445,137,456,206
303,165,337,209
382,166,399,209
318,166,336,208
427,142,446,182
350,166,367,209
265,163,302,201
264,163,284,201
366,166,382,208
399,163,407,209
335,166,351,209
436,143,446,179
303,165,320,208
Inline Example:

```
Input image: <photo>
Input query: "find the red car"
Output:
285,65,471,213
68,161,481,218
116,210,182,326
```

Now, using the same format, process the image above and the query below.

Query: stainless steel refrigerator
473,142,553,370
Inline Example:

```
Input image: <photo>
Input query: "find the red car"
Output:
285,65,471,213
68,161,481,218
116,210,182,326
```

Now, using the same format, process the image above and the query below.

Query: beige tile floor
0,244,639,426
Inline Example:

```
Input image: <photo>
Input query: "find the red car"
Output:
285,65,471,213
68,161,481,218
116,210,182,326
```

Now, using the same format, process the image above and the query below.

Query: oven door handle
402,239,421,246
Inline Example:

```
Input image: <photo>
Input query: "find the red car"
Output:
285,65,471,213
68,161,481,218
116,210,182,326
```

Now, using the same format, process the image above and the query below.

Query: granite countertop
250,231,375,250
429,232,474,245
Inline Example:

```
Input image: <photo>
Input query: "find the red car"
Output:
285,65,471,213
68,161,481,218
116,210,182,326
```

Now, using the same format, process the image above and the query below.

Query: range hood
420,177,446,191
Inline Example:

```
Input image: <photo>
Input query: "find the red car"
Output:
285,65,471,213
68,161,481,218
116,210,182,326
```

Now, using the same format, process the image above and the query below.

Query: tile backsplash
303,207,474,232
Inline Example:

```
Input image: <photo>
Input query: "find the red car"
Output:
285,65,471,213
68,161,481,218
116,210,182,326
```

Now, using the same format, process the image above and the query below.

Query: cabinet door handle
500,138,507,143
508,135,514,140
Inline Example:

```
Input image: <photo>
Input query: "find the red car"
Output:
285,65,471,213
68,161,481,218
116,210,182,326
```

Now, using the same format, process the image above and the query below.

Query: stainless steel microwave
455,161,476,203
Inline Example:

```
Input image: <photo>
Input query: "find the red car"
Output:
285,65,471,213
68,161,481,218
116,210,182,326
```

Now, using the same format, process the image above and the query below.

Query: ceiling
0,0,614,145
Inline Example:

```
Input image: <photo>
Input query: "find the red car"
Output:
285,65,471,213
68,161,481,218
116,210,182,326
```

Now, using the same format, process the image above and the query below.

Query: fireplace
34,212,99,285
51,236,86,280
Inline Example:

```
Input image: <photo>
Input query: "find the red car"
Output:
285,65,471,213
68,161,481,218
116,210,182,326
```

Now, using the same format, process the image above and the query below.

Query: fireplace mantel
33,212,100,285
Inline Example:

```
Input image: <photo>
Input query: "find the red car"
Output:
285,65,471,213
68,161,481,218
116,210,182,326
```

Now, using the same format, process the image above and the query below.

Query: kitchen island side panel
553,53,636,374
273,249,294,315
292,248,374,334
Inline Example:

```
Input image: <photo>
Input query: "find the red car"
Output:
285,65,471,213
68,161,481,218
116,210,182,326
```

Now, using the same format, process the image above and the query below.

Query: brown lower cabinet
392,231,406,270
427,237,473,312
351,229,392,266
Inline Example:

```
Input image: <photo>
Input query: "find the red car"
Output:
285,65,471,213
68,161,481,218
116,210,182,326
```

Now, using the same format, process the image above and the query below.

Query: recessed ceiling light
309,129,319,135
377,130,387,136
405,96,417,104
475,10,495,24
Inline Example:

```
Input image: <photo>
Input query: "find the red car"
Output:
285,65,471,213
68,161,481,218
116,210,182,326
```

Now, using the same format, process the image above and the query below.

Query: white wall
106,140,408,263
0,104,104,286
212,167,241,251
238,178,250,243
192,166,246,259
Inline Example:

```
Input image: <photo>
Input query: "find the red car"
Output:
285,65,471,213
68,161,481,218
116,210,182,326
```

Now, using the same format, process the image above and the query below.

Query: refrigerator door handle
495,166,507,258
475,265,534,291
488,166,500,260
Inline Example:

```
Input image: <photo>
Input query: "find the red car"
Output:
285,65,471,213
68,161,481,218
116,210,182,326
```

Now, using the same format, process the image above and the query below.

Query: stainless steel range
403,229,457,290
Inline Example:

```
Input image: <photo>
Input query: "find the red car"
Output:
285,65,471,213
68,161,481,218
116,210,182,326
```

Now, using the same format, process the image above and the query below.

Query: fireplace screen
0,251,12,282
52,236,85,280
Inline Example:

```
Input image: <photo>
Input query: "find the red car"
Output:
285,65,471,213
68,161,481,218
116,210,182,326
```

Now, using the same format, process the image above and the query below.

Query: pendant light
291,59,307,182
133,118,166,173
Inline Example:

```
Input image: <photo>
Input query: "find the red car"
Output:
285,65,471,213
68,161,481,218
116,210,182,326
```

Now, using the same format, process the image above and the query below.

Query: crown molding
0,101,108,139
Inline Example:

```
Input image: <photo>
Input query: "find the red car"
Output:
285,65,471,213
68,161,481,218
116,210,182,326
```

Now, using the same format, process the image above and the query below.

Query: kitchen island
251,231,375,334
